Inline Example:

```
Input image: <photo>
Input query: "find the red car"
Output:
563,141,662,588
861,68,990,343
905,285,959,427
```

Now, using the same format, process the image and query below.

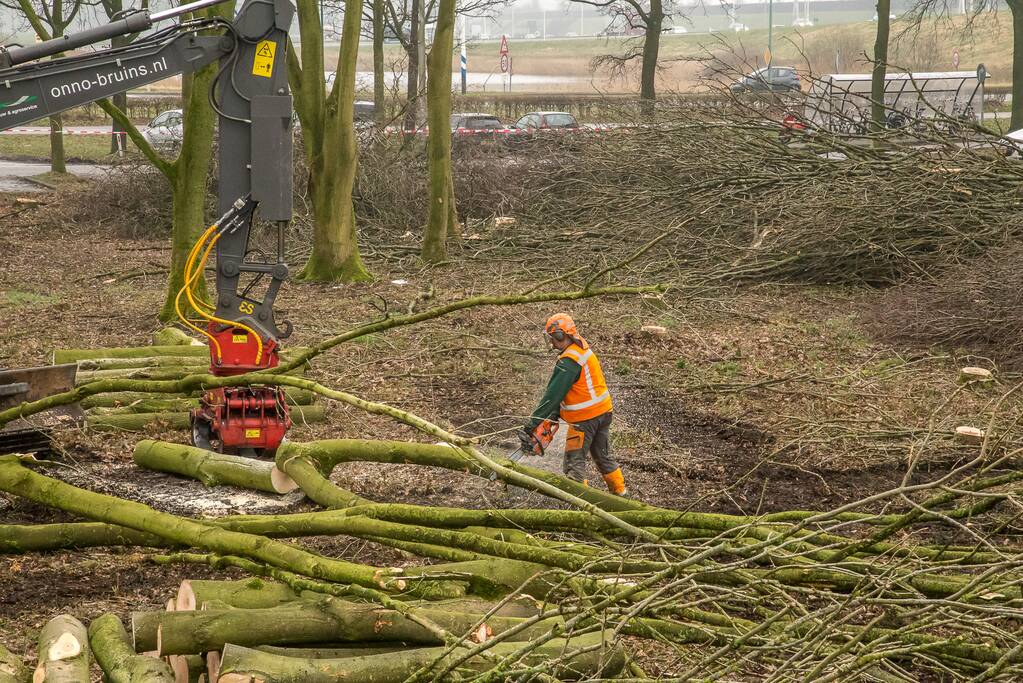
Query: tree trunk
372,0,386,126
870,0,891,133
405,0,421,131
33,615,89,683
109,35,130,155
640,0,663,115
0,644,28,683
149,598,563,655
218,633,623,683
133,440,299,494
158,0,236,322
294,0,371,283
87,614,175,683
1010,0,1023,131
421,0,459,263
175,579,299,611
48,115,66,175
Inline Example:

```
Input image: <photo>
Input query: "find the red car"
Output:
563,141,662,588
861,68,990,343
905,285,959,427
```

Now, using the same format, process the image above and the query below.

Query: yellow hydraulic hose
187,227,265,366
175,222,222,358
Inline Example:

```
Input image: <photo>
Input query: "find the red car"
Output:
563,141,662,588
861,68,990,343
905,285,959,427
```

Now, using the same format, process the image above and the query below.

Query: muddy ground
0,189,1016,663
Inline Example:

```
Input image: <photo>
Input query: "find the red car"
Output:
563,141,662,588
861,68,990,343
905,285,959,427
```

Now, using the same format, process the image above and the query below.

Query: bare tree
96,0,148,154
871,0,891,131
3,0,90,172
421,0,458,262
289,0,371,282
573,0,668,108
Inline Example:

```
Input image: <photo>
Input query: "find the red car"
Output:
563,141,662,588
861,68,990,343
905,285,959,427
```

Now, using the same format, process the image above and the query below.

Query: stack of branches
517,74,1023,286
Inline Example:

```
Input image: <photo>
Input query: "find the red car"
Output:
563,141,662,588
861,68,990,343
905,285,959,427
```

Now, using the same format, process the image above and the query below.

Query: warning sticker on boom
252,40,276,78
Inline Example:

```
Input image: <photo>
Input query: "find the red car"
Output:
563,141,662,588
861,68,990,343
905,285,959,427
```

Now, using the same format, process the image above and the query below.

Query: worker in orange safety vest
521,313,627,496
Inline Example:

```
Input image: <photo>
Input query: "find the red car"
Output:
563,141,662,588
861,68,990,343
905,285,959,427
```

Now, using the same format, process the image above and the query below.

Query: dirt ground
0,189,1017,661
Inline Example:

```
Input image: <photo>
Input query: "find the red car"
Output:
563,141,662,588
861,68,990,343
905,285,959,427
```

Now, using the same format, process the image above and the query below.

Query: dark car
731,67,801,93
514,111,579,130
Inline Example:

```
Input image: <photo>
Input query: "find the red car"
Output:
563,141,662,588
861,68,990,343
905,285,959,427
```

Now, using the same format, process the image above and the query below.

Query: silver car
142,109,183,147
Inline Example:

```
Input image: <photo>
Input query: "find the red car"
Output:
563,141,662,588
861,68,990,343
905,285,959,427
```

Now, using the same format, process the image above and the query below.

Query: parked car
450,112,503,131
513,111,579,130
730,66,801,93
142,109,183,147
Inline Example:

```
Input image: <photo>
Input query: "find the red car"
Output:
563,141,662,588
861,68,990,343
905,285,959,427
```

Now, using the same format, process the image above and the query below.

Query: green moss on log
87,614,174,683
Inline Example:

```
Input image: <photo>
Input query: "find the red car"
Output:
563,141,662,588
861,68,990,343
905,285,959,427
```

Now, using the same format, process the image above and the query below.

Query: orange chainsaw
490,419,559,481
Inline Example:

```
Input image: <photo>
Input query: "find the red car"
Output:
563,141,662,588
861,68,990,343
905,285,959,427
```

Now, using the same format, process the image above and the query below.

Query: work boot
602,468,627,496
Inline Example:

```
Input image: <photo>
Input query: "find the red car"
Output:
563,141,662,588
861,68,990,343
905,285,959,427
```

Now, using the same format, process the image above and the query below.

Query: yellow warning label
245,428,261,439
252,40,276,78
232,334,248,344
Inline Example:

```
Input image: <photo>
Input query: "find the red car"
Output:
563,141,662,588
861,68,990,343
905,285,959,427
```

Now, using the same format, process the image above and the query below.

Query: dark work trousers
563,411,617,482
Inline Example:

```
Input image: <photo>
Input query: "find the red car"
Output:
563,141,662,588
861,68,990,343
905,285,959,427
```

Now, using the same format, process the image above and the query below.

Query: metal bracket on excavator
0,364,84,455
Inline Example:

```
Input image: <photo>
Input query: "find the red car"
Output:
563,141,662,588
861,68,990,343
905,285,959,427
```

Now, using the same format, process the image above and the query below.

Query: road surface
0,159,107,192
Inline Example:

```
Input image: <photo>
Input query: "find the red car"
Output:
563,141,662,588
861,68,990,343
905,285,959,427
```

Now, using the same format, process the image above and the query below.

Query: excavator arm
0,0,297,456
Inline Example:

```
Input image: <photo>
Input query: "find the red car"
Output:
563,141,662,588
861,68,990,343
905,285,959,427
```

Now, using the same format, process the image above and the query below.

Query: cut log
167,655,204,683
216,632,623,682
86,399,202,414
130,612,161,653
133,441,300,494
205,652,219,683
88,404,326,432
53,346,309,364
152,599,563,655
253,646,408,658
958,366,993,384
53,346,210,363
80,389,315,409
955,426,986,444
77,357,207,371
0,643,28,683
87,613,174,683
76,368,208,385
152,328,205,347
32,615,89,683
0,522,165,553
175,579,299,611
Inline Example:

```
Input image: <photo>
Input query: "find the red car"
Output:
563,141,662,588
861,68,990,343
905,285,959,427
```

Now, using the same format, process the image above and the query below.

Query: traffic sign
952,48,960,69
500,53,509,73
500,34,509,56
763,47,772,66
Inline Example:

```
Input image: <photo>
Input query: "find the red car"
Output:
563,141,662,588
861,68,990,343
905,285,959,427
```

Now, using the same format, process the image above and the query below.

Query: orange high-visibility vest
558,343,612,423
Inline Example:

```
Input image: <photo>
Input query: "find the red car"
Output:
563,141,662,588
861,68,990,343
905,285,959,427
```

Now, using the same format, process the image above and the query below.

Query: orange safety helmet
545,313,587,348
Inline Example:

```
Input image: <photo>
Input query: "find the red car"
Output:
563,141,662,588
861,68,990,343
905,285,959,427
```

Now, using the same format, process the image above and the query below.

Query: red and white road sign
952,48,960,69
500,54,509,73
500,34,509,56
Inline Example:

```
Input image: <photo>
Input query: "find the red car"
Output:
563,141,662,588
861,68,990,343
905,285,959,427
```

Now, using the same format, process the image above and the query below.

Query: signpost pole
460,15,467,94
767,0,773,65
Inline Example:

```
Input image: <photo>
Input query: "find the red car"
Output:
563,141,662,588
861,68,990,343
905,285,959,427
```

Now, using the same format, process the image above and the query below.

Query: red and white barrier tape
0,129,128,135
